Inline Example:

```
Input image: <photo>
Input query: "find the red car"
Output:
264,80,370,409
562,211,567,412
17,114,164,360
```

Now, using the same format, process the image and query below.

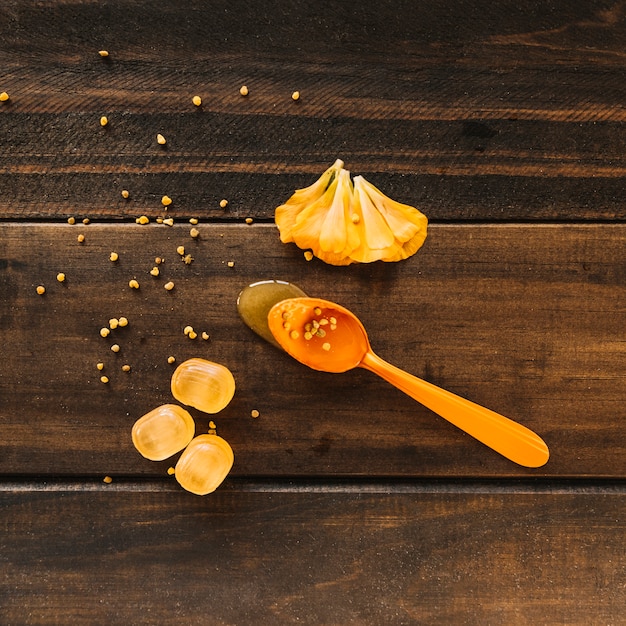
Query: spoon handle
360,351,549,468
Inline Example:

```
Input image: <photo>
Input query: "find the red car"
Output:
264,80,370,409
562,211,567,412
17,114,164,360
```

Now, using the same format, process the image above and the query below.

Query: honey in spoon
237,279,307,348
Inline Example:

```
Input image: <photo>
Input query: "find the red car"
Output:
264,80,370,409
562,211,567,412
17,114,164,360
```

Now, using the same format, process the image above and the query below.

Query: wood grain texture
2,3,625,623
2,223,625,477
1,1,625,220
1,487,624,625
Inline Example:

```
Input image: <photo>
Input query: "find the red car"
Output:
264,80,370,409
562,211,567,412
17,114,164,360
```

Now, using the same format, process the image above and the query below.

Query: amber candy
171,358,235,414
132,404,195,461
174,434,234,495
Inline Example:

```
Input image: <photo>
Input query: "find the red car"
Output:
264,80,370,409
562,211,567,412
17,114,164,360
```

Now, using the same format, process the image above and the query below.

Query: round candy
171,358,235,414
132,404,195,461
175,434,234,495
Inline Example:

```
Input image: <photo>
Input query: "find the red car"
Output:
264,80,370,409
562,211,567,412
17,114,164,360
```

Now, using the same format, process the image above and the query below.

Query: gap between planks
1,477,625,495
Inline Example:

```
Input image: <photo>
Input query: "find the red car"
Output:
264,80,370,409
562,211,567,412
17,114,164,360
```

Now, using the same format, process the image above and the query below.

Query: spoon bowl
268,297,370,372
268,297,550,468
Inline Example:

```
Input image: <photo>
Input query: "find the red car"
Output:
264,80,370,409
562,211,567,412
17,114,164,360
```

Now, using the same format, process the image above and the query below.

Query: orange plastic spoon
268,297,549,468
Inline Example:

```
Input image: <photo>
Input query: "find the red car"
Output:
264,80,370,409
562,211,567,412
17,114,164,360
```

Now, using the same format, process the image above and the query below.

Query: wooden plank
1,1,625,220
0,486,624,625
2,223,625,477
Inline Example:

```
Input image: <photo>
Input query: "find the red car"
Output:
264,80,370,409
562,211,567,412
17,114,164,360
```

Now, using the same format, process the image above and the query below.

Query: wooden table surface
1,1,625,624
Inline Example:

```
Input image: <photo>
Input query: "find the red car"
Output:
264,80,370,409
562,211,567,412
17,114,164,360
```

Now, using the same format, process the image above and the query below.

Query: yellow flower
274,161,428,265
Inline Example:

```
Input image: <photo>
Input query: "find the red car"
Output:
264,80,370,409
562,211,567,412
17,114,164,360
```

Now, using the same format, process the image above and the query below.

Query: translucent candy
132,404,196,461
170,358,235,414
175,434,234,495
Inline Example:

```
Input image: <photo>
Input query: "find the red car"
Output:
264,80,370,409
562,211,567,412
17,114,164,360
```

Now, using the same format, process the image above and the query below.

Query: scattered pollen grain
156,133,166,145
36,285,46,295
192,95,202,106
164,281,175,291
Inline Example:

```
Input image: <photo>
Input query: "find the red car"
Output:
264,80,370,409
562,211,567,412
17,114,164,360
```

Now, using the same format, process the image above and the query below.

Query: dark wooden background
1,1,625,624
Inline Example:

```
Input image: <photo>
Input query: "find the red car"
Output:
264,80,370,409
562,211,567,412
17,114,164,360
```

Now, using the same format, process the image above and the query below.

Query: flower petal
275,160,344,243
353,177,396,249
318,169,357,254
355,175,427,244
289,177,339,251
